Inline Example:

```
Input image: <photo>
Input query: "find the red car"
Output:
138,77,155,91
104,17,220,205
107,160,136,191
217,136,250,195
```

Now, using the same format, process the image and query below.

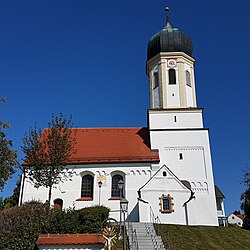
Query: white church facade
20,6,224,226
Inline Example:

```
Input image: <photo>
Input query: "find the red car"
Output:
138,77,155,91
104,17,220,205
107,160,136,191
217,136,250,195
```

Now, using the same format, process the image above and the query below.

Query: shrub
0,203,50,250
78,206,110,233
0,204,110,249
43,205,110,234
43,208,80,234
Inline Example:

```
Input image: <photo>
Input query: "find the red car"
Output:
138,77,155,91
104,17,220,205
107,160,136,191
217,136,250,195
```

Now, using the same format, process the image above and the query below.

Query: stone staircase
127,222,165,250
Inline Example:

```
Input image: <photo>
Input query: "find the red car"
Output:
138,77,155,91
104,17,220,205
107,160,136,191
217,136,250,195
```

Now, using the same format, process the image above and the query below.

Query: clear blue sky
1,0,250,215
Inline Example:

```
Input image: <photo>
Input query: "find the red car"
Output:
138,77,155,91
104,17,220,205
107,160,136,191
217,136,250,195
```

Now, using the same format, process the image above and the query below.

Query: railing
148,206,164,249
150,206,162,224
127,217,139,250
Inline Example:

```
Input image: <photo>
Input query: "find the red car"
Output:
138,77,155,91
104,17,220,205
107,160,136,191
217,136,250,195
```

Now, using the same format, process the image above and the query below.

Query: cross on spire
165,1,172,28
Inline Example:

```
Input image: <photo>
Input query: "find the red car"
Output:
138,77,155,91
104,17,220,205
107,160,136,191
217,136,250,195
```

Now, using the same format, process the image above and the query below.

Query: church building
20,5,223,226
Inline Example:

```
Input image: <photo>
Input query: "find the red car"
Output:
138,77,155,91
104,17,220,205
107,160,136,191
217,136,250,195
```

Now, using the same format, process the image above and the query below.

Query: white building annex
20,5,223,226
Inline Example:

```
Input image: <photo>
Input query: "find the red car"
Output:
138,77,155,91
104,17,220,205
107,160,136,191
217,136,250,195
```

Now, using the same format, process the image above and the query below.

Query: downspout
183,190,195,226
19,171,25,206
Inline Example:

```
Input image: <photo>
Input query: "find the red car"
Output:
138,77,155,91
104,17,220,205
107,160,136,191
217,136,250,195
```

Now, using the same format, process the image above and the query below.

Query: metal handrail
150,206,162,224
127,216,139,250
149,206,164,249
131,228,139,250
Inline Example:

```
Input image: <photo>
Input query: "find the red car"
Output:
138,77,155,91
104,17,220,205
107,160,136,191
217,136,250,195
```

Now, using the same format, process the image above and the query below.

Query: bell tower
146,4,218,226
147,5,204,130
147,6,197,110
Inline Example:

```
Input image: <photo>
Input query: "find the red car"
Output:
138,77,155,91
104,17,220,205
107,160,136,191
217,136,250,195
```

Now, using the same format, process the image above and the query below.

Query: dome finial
165,1,172,28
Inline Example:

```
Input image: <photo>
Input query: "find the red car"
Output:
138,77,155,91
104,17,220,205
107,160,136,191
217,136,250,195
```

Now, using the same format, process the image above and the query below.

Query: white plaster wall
186,86,194,107
166,67,180,108
164,147,207,179
21,163,152,222
140,190,190,225
148,111,203,129
153,87,160,108
167,85,180,107
228,214,243,227
184,63,194,107
149,129,218,226
138,167,191,225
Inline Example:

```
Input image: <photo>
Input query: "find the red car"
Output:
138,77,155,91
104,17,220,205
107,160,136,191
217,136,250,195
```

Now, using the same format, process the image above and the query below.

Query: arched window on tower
153,71,159,89
169,69,176,85
111,174,125,198
81,174,94,199
186,70,191,87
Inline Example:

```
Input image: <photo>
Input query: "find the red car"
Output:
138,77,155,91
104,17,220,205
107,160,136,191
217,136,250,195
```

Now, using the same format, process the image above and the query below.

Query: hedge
0,202,51,250
0,204,110,249
43,205,110,234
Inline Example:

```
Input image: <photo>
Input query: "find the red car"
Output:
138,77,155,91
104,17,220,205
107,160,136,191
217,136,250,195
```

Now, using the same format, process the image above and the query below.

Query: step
127,222,165,250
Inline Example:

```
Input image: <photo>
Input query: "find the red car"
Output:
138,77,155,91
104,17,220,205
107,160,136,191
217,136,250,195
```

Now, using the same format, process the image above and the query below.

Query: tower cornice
146,52,195,75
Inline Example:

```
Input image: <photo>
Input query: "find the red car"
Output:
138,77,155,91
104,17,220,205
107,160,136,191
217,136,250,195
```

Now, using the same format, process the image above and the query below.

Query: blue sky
0,0,250,215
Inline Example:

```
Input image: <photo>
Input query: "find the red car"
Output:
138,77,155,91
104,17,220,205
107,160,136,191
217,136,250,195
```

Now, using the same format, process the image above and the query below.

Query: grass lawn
155,224,250,250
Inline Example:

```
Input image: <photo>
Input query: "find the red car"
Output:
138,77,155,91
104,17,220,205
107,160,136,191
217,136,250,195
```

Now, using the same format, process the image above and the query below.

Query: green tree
0,98,17,190
21,113,76,203
2,176,21,209
241,170,250,230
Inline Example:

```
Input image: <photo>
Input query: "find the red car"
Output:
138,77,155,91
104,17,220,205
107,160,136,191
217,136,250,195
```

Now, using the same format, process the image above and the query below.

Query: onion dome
147,6,193,61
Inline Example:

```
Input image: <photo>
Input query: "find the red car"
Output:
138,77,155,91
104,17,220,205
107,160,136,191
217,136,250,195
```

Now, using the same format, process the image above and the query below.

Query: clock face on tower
167,59,177,68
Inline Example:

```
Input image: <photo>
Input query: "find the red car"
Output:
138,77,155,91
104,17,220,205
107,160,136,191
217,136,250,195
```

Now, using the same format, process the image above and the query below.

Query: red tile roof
233,211,246,220
68,127,159,164
37,234,105,246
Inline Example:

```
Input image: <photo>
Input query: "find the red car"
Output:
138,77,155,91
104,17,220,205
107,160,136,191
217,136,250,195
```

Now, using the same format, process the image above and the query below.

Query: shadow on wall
127,203,139,222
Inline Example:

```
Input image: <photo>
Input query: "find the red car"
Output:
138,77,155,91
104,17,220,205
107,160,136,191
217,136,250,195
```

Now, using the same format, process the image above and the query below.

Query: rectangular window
179,153,183,160
163,198,170,211
159,194,174,213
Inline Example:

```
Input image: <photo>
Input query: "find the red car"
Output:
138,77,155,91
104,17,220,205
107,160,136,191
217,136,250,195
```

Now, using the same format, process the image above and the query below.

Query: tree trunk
48,185,52,204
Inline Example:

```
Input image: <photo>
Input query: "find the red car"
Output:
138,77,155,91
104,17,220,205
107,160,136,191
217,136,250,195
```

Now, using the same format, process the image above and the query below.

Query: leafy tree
241,170,250,229
0,98,17,190
21,113,76,203
0,177,21,211
0,197,4,210
3,176,21,209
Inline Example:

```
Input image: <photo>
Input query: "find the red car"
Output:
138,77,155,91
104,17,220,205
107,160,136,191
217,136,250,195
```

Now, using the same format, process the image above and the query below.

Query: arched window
169,69,176,85
54,198,63,210
153,71,159,89
111,174,125,198
186,70,191,87
81,174,94,198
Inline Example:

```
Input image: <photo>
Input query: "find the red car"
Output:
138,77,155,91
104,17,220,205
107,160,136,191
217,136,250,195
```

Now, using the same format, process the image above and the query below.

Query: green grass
155,224,250,250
